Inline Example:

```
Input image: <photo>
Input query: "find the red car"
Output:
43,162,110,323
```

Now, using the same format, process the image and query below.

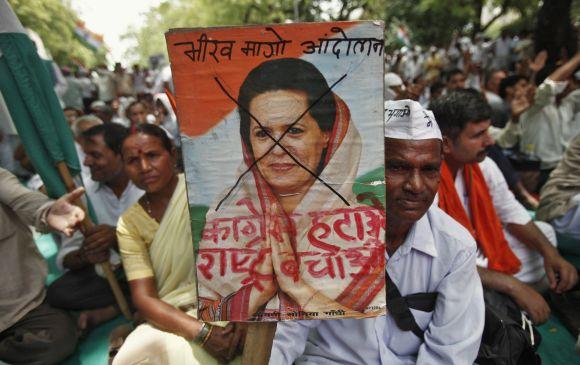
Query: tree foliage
124,0,386,65
125,0,546,64
382,0,539,47
8,0,106,67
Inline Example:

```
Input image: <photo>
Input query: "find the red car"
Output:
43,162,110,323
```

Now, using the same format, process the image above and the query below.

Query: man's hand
529,50,548,73
543,252,578,293
46,187,85,236
510,86,531,121
82,224,117,264
510,280,551,324
202,323,245,363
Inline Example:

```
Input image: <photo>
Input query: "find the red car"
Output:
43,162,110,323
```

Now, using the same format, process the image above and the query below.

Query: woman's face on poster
249,89,330,197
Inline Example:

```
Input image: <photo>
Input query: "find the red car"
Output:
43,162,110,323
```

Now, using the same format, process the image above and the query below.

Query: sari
197,95,386,322
115,175,240,365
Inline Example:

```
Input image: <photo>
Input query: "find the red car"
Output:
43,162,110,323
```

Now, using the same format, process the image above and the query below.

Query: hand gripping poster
166,21,386,322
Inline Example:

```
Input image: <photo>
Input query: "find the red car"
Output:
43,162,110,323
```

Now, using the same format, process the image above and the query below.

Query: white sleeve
269,320,319,365
489,120,520,149
55,231,83,271
479,158,531,225
530,79,568,112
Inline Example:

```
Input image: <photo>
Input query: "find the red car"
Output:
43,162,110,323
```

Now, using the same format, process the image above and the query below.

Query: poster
166,21,386,322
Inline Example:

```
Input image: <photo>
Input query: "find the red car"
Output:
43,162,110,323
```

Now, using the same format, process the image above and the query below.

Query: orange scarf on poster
438,161,521,274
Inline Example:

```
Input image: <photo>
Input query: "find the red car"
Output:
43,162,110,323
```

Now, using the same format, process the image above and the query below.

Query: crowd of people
1,25,580,365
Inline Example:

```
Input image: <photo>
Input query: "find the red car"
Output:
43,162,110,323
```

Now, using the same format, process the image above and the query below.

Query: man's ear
442,136,453,155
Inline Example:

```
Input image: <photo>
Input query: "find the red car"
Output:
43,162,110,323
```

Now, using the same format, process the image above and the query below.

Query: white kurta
519,79,579,169
270,206,484,365
454,157,557,284
56,179,143,271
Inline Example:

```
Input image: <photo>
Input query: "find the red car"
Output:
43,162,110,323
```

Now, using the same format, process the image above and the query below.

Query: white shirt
559,88,580,146
56,178,143,270
453,157,531,269
270,206,484,365
520,79,571,169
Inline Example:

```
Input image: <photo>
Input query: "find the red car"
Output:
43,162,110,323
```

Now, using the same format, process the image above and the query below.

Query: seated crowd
1,49,580,365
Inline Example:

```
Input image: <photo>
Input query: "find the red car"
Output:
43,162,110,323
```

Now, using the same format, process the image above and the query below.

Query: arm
117,214,243,362
416,245,484,364
0,168,84,234
59,231,90,271
0,167,52,228
528,53,580,111
130,277,202,340
130,278,243,363
548,53,580,82
506,222,578,292
489,121,520,149
489,86,529,148
477,266,550,324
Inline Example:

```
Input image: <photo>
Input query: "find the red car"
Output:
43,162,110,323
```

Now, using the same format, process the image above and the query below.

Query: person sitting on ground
483,69,509,127
270,100,484,365
63,106,83,127
46,123,143,332
112,124,243,365
518,53,580,192
445,68,467,92
446,76,538,210
0,167,85,365
537,133,580,252
431,89,578,324
71,114,103,180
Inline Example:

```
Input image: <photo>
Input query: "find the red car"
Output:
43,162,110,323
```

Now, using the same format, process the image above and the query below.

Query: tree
381,0,538,48
8,0,106,67
534,0,577,66
123,0,386,65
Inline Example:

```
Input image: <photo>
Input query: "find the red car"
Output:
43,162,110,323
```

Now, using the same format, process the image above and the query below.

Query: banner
166,21,386,322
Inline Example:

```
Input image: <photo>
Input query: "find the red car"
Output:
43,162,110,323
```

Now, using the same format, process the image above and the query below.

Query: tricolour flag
0,0,80,199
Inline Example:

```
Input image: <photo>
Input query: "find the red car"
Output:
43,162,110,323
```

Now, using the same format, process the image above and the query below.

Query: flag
395,25,411,48
74,21,105,52
0,0,80,199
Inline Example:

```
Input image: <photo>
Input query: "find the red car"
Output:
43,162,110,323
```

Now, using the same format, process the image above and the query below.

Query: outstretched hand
529,50,548,73
46,187,85,236
510,86,532,120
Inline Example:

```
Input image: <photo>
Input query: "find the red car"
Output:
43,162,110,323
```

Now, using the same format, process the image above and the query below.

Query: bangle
193,323,210,344
200,324,214,347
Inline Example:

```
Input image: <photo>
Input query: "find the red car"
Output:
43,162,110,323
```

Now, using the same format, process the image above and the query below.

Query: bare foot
78,305,120,333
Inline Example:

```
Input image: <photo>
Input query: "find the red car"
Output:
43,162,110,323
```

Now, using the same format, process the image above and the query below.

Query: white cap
384,72,404,88
384,99,442,140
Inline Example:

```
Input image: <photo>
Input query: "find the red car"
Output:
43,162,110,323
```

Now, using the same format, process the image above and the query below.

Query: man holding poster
166,21,387,322
269,101,484,364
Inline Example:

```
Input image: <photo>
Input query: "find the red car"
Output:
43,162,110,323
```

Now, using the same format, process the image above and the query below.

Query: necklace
278,192,301,197
144,194,153,215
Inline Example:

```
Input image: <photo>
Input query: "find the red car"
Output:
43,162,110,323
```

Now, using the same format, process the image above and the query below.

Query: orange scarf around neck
438,161,521,275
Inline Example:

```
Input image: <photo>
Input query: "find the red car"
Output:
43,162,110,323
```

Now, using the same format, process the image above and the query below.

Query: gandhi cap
384,99,442,140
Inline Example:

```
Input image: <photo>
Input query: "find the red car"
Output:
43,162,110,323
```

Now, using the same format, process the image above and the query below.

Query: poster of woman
166,21,385,322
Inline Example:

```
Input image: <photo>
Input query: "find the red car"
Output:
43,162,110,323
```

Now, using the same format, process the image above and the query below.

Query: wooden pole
56,162,132,320
242,322,277,365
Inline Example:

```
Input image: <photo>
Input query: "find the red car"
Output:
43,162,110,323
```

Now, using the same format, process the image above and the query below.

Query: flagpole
242,322,277,365
56,161,132,320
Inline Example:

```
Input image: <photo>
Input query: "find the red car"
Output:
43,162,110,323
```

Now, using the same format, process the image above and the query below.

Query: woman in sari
113,124,242,365
197,58,386,322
